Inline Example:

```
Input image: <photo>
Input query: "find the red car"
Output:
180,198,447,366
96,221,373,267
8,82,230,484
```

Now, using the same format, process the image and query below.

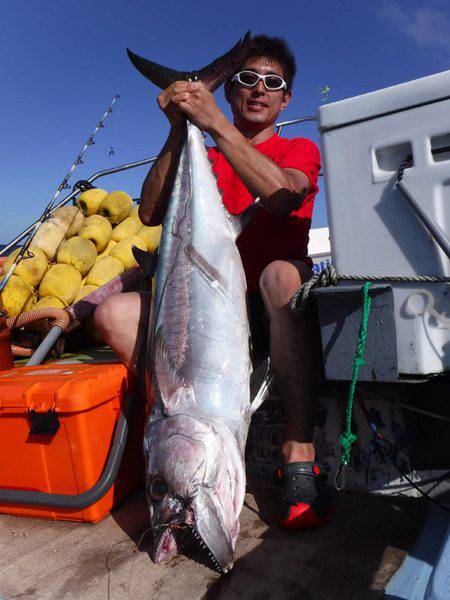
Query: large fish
128,34,271,573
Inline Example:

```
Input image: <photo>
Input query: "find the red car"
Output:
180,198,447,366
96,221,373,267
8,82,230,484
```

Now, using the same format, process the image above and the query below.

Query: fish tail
127,32,252,92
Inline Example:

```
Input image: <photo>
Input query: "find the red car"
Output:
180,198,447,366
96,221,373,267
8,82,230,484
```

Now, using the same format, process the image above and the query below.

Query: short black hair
242,34,296,90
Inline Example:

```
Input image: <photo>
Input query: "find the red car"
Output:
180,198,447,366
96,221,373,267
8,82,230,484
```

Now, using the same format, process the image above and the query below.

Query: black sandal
275,462,335,529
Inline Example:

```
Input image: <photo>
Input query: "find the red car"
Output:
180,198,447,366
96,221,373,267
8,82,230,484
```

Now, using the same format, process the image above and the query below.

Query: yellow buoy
53,206,85,238
98,191,133,225
111,216,141,242
2,247,48,289
77,188,108,217
39,264,82,306
0,275,36,317
57,236,97,276
48,215,75,238
74,285,99,302
129,206,142,221
95,240,117,263
109,235,146,270
136,224,162,252
34,296,66,310
32,220,66,261
86,256,124,287
78,215,112,253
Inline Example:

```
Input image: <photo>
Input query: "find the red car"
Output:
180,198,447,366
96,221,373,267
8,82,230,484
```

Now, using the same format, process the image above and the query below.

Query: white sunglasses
231,70,287,91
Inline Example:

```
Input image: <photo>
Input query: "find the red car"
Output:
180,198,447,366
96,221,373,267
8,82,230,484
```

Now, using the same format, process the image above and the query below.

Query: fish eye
149,476,168,501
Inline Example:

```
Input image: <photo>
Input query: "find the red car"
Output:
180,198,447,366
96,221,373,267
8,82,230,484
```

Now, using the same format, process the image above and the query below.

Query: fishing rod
0,94,121,295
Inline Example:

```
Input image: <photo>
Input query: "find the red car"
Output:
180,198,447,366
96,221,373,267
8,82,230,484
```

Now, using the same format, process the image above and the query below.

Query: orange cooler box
0,363,145,522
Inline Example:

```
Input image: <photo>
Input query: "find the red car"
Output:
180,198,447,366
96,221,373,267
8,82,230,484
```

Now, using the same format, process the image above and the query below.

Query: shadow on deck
0,479,425,600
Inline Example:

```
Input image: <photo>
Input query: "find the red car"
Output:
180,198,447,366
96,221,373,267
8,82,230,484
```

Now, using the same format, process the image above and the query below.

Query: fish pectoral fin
250,357,275,415
184,244,227,291
227,202,260,238
154,326,195,415
132,246,158,277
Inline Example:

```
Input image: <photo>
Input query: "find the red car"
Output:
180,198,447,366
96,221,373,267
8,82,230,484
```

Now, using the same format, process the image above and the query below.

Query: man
95,35,334,529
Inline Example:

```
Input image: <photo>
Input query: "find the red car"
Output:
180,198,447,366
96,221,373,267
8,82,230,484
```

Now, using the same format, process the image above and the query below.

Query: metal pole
397,180,450,261
26,326,65,366
88,155,158,183
46,94,121,211
276,115,317,136
0,155,157,256
0,189,78,256
2,114,317,257
0,95,121,283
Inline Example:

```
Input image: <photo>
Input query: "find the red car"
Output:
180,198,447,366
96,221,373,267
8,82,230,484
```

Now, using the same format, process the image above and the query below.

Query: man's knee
94,294,129,337
259,260,310,312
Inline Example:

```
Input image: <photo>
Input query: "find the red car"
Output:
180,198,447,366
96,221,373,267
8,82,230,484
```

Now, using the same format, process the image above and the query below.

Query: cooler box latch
28,410,60,436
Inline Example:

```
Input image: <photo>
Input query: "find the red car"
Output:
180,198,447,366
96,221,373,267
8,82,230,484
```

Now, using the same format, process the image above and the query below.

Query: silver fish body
145,121,253,573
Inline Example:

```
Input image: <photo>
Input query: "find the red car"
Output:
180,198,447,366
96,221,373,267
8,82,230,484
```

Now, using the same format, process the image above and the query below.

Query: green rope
338,281,373,466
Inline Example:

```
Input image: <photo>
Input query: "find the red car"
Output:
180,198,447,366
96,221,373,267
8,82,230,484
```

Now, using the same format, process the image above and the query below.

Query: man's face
225,56,291,132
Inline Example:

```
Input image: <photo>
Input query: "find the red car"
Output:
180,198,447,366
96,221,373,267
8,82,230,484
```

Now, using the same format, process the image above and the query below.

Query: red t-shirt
207,133,321,293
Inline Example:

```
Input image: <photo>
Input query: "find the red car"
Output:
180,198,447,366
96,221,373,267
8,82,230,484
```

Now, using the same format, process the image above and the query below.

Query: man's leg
259,260,334,529
259,259,318,463
94,291,151,374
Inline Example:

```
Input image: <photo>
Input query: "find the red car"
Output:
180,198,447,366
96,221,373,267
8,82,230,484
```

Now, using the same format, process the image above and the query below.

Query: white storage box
318,71,450,376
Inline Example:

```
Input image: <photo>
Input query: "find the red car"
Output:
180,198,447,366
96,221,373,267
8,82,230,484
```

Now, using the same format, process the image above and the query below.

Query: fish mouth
152,493,234,574
191,490,235,574
186,524,228,574
154,526,180,564
153,521,228,574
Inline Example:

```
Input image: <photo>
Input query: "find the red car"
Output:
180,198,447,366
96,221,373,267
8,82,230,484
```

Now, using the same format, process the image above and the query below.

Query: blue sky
2,0,449,242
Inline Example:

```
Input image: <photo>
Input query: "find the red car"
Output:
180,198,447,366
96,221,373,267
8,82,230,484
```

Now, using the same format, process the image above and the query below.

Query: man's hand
177,82,225,133
158,81,225,133
157,81,192,130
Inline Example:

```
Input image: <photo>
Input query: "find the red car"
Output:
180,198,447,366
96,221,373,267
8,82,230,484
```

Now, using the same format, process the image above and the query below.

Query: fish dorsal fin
132,246,158,277
154,326,195,416
127,32,253,92
228,201,260,238
249,357,275,415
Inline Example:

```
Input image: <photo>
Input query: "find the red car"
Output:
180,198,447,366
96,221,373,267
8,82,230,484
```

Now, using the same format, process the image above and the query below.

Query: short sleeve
277,138,321,194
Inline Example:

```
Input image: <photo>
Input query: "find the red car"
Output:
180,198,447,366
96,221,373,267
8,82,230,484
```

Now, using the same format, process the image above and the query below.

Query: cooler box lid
318,70,450,132
0,363,132,412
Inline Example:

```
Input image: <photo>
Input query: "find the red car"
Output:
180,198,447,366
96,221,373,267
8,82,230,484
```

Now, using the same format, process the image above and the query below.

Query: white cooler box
318,70,450,377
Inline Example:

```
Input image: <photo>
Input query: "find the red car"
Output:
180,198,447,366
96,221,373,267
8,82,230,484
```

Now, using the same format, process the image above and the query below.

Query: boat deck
0,480,424,600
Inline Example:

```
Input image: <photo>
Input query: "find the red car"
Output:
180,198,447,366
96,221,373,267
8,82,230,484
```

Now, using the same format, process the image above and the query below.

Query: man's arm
177,83,311,216
211,119,310,216
139,80,311,224
139,126,184,226
139,82,196,226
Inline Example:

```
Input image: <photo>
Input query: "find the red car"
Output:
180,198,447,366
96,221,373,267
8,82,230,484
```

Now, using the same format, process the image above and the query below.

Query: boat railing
0,115,319,256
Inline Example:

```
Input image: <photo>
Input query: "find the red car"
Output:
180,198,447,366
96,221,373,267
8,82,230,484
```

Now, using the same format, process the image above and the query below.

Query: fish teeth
186,526,224,574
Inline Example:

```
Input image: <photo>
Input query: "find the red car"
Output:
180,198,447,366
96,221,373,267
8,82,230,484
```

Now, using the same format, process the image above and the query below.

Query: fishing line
0,95,120,296
109,96,123,158
105,537,133,600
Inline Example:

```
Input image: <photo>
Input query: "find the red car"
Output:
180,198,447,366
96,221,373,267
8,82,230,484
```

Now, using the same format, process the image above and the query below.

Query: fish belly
152,123,251,430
